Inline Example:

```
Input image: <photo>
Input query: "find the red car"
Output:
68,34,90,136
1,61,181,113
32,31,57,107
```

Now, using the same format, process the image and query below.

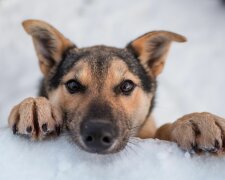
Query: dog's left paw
171,112,225,153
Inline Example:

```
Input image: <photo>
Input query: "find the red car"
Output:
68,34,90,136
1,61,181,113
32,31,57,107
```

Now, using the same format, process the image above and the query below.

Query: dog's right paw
8,97,62,140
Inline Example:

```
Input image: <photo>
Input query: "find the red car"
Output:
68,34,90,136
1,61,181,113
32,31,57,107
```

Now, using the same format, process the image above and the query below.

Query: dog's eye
120,80,135,95
65,80,85,94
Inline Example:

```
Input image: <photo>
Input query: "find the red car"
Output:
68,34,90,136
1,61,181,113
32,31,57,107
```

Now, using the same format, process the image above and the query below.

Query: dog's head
23,20,186,154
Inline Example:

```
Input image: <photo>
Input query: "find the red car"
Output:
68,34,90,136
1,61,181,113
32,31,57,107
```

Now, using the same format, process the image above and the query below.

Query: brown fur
137,116,156,138
8,19,225,154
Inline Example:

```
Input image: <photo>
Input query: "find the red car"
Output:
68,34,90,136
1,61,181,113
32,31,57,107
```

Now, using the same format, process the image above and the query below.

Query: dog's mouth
65,111,130,154
78,138,122,154
77,136,129,155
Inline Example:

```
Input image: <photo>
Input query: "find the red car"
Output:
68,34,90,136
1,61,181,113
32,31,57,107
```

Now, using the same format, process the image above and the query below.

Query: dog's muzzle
80,120,118,153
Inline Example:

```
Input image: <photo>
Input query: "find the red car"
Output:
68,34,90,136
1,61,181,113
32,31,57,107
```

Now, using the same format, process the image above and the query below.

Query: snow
1,128,225,180
0,0,225,179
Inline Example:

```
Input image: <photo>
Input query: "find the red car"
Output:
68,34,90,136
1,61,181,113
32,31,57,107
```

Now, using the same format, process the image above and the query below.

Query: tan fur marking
62,61,92,86
138,116,156,138
104,59,141,89
154,123,172,141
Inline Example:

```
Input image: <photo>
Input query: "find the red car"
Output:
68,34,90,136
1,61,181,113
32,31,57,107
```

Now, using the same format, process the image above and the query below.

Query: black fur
38,79,48,97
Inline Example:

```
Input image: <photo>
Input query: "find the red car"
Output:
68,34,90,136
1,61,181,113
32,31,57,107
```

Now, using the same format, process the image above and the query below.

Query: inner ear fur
22,19,75,76
126,31,187,77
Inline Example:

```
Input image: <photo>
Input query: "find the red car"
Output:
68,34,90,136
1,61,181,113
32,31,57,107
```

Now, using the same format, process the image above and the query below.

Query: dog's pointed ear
22,19,75,76
126,31,186,77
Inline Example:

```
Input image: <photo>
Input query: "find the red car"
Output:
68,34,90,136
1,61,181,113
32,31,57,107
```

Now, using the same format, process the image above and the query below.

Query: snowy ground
0,0,225,179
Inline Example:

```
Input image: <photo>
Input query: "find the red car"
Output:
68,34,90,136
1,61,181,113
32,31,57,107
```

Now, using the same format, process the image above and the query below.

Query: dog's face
23,20,186,154
48,46,156,153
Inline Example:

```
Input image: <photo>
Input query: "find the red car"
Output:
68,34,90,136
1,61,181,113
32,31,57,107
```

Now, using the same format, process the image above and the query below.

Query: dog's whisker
126,143,138,155
128,125,142,130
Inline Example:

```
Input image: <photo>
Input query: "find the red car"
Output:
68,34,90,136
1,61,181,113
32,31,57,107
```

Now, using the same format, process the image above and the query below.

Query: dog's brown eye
120,80,135,95
65,80,85,94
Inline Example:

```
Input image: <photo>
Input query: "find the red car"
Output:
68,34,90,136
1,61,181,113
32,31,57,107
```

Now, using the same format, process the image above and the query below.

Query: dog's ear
22,19,75,76
126,31,186,77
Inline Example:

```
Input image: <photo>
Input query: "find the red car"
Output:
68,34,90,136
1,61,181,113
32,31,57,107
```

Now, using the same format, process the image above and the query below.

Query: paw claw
191,144,203,153
214,139,220,149
55,125,60,136
12,124,17,134
207,148,217,153
26,126,32,134
41,123,48,133
191,143,197,150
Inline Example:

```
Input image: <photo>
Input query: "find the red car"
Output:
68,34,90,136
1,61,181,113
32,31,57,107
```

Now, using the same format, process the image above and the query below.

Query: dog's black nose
80,120,117,153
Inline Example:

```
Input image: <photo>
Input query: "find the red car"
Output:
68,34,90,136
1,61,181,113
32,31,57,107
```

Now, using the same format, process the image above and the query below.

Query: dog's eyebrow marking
113,66,128,80
113,52,153,92
69,66,86,80
109,59,141,85
61,61,92,87
48,49,90,89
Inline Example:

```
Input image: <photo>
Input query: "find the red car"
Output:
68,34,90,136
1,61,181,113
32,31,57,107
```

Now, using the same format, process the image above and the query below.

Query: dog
8,19,225,154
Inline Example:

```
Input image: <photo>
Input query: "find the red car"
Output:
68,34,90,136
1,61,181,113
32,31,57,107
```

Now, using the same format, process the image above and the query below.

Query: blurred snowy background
0,0,225,179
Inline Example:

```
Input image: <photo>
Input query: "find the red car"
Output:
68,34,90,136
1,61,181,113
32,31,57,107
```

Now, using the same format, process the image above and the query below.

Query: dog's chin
75,139,128,155
81,147,116,155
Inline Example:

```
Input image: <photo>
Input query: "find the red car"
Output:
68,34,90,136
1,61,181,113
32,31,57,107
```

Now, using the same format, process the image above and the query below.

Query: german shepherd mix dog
8,20,225,154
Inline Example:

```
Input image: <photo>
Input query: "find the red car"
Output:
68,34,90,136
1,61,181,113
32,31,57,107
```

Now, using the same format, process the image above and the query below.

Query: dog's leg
155,112,225,153
154,123,173,141
8,97,62,140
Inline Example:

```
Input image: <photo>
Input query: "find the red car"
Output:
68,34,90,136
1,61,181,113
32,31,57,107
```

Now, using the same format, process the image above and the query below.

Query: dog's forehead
48,45,153,92
63,53,134,86
80,47,129,78
54,45,131,78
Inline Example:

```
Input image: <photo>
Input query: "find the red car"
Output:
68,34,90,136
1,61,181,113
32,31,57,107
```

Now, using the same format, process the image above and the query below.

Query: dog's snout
80,120,117,153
